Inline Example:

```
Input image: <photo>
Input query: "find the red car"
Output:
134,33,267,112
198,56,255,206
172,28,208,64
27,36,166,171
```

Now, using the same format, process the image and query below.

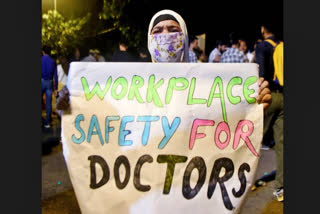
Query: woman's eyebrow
167,25,182,31
167,25,181,29
151,26,162,32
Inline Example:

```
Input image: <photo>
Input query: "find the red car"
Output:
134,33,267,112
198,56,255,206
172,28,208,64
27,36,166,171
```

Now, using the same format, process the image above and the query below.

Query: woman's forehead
152,20,180,29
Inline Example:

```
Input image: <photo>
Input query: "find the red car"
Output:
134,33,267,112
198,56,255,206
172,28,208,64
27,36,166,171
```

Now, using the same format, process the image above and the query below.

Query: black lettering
134,154,153,192
182,156,206,199
232,163,250,197
157,155,188,194
207,157,234,210
88,155,110,189
114,155,130,189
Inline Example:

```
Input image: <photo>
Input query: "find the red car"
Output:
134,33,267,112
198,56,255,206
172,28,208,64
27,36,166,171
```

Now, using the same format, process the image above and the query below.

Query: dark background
42,0,283,56
127,0,283,53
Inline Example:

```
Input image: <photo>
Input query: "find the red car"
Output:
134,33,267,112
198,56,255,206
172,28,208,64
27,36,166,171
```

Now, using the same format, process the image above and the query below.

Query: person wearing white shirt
57,56,69,90
57,64,67,87
239,39,254,63
208,40,227,62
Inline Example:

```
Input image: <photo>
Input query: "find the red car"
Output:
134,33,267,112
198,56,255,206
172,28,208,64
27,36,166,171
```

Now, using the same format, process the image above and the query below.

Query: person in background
56,9,272,117
137,47,151,62
194,46,208,62
57,56,69,90
220,32,246,63
94,49,106,62
81,49,97,62
188,35,198,63
41,46,58,128
255,22,284,202
110,40,134,62
55,55,69,119
69,47,81,63
250,39,262,63
208,40,228,63
239,39,250,62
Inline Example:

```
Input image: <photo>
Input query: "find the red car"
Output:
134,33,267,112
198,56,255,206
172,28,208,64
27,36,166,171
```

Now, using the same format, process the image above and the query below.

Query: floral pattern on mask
149,32,185,62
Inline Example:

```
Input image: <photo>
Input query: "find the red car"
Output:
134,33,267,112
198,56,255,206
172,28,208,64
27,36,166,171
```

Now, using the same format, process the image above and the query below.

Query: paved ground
41,110,283,214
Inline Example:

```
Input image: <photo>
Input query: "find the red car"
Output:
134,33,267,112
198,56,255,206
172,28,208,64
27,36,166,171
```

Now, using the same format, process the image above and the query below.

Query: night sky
126,0,283,53
42,0,283,55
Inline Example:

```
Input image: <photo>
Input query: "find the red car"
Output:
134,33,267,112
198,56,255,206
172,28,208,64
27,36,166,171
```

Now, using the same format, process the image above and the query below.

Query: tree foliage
98,0,145,48
42,10,90,57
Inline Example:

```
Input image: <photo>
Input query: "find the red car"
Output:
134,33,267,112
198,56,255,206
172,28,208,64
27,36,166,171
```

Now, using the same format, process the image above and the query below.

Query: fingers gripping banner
61,62,263,214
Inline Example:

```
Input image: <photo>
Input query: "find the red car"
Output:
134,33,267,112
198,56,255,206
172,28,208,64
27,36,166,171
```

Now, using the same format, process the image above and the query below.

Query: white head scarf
147,9,189,62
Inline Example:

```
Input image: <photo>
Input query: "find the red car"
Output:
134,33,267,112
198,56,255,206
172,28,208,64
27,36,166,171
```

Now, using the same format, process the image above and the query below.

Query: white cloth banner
62,62,263,214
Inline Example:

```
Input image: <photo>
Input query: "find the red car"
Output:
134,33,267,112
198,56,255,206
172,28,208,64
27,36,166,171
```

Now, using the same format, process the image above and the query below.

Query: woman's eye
170,28,181,32
152,30,161,34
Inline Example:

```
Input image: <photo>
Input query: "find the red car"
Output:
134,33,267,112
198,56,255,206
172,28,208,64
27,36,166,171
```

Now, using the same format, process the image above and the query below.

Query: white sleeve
208,50,214,62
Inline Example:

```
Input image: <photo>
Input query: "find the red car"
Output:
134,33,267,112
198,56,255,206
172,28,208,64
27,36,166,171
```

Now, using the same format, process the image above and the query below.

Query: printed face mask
148,32,185,62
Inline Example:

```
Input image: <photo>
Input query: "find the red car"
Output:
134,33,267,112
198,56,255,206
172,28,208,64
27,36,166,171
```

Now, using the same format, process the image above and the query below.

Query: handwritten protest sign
61,62,263,214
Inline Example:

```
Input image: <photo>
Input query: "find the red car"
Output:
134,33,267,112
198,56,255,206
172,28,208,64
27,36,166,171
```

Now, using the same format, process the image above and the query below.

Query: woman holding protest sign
56,9,271,112
54,9,273,214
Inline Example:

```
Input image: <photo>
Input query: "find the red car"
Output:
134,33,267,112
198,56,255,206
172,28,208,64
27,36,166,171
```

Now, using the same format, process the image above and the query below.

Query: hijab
147,9,189,62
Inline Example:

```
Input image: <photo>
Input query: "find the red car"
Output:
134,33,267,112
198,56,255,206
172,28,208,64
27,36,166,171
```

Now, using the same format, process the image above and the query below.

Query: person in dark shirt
256,29,282,92
41,46,58,128
255,23,284,202
110,40,135,62
69,47,81,63
137,47,151,62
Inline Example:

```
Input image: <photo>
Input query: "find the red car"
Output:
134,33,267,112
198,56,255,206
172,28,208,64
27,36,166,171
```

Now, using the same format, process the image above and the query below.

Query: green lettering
128,75,144,103
227,77,242,105
187,77,207,105
81,76,112,101
165,77,189,105
243,76,258,104
207,76,228,123
111,77,128,100
147,75,164,107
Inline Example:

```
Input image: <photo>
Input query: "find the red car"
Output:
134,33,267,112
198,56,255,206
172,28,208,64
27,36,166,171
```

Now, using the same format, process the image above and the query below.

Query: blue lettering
119,116,135,146
105,116,120,143
72,114,85,144
158,117,181,149
137,116,160,146
87,115,104,145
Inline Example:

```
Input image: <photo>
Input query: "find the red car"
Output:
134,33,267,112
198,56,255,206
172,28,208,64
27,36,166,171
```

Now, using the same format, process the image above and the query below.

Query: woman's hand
56,86,70,111
256,77,272,110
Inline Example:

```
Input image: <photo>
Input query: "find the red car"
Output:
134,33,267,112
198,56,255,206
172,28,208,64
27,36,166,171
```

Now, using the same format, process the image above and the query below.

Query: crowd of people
41,8,283,205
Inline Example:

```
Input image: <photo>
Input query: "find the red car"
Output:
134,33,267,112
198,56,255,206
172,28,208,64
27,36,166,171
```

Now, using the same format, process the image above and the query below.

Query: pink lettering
189,119,215,150
233,120,258,156
214,122,231,150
